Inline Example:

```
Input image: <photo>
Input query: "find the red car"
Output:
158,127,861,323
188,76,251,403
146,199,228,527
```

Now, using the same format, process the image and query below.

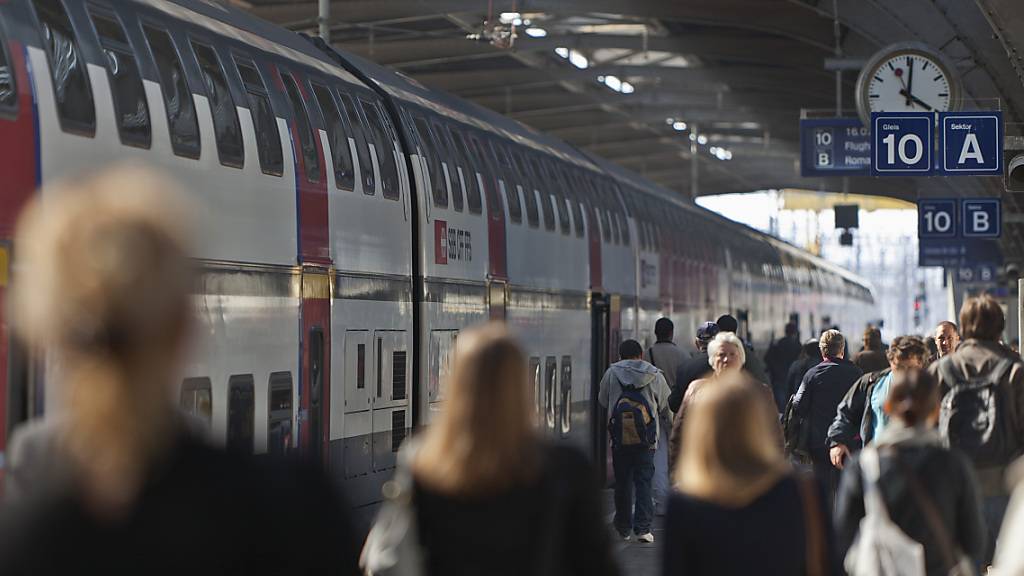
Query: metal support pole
690,124,699,199
833,0,842,116
1018,279,1023,348
318,0,330,43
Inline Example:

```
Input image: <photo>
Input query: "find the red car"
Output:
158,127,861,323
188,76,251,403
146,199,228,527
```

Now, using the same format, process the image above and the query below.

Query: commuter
765,322,803,412
647,318,687,517
716,314,770,384
0,166,360,575
791,330,863,510
853,326,889,373
599,339,673,544
372,323,617,576
930,295,1024,566
835,368,986,575
925,337,939,363
664,377,840,576
785,338,822,407
668,332,779,473
668,321,718,413
827,336,928,468
933,321,961,362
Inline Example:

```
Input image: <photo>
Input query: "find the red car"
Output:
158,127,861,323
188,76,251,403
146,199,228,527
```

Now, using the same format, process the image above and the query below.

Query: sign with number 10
872,112,934,175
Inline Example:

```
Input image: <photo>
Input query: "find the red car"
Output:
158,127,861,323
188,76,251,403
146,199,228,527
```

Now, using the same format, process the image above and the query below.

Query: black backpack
938,356,1020,467
609,385,657,449
782,394,810,462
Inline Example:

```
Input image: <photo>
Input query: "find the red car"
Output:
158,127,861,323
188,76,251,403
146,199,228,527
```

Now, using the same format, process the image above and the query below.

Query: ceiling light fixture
499,12,522,24
568,50,589,69
525,27,547,38
672,121,687,131
697,134,708,145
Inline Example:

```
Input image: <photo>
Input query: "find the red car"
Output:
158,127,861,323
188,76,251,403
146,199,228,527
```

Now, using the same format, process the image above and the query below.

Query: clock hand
906,59,914,106
899,89,933,111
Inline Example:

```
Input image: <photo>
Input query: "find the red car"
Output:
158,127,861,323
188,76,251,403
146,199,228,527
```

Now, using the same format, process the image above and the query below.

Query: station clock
855,42,961,126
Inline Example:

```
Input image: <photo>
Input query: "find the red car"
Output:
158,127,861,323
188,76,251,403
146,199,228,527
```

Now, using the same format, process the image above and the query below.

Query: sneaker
636,532,655,543
620,532,631,542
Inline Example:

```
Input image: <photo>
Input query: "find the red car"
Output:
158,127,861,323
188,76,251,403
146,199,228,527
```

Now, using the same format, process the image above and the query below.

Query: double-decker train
0,0,875,505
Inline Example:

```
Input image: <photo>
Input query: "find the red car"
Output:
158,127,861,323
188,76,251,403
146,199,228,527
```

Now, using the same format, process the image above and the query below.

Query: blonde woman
663,377,839,575
0,166,359,575
406,323,617,576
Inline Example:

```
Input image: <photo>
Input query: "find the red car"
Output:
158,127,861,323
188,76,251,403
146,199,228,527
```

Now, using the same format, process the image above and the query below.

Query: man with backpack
930,295,1024,565
598,339,673,544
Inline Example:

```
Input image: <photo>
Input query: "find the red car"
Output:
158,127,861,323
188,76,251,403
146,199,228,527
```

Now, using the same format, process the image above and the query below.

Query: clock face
856,44,960,125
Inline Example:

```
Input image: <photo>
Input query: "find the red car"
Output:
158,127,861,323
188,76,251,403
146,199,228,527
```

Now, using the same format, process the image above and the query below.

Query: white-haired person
669,332,779,472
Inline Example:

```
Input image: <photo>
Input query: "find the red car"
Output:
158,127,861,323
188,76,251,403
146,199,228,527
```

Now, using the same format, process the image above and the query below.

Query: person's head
960,295,1004,342
716,314,739,334
784,322,798,338
884,368,939,428
695,321,720,352
862,327,882,351
619,339,643,361
707,332,745,376
886,335,928,371
11,165,194,507
819,329,846,360
674,376,789,506
799,338,820,360
655,317,674,342
414,322,538,496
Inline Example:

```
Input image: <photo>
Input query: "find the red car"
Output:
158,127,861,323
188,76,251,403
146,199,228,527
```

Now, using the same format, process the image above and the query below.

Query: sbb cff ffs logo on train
434,220,472,265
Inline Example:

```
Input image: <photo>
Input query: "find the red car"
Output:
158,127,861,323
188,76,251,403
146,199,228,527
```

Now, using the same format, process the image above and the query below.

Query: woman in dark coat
663,375,840,576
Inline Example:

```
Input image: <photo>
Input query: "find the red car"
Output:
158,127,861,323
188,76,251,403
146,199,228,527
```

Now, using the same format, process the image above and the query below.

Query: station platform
603,489,663,574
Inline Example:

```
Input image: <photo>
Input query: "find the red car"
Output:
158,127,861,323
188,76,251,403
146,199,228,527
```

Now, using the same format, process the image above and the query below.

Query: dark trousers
613,446,655,536
811,455,838,513
983,494,1010,565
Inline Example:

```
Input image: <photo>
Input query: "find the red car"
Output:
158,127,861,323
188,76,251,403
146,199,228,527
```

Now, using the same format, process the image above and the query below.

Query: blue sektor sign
938,111,1003,176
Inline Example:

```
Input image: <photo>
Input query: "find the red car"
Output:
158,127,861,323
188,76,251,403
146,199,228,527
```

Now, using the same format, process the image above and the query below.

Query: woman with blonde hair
367,322,617,576
663,377,840,575
0,165,360,575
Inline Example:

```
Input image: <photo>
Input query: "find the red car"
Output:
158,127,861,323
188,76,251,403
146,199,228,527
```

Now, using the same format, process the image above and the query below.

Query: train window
529,356,541,420
560,356,572,436
180,377,212,426
143,25,199,158
467,134,502,218
549,167,571,236
227,374,255,455
310,82,354,191
280,72,319,182
432,119,462,212
267,371,292,456
447,127,482,214
511,150,539,228
412,115,447,208
360,99,400,200
32,0,95,135
87,9,150,148
531,157,555,231
583,175,612,243
336,91,375,194
610,184,630,246
489,142,523,224
356,342,366,389
392,350,407,400
190,41,243,168
0,21,15,113
235,59,282,176
544,356,557,432
599,181,623,245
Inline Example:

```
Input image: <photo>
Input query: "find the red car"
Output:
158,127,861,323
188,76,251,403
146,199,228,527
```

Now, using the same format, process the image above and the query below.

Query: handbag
844,447,927,576
360,441,425,576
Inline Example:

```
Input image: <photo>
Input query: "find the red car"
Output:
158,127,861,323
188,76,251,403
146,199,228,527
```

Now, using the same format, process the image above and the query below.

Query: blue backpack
609,385,657,448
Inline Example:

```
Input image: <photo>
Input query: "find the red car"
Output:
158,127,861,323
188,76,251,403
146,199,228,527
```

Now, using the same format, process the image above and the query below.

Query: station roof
246,0,1024,255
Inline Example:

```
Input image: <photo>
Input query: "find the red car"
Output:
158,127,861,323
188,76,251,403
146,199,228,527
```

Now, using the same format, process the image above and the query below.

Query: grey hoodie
598,359,673,449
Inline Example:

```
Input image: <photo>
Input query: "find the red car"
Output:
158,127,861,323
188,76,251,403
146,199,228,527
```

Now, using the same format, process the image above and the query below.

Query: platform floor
603,489,662,575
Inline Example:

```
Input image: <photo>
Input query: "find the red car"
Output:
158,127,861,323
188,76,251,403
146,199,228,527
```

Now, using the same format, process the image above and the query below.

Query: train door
591,293,611,480
341,330,371,478
301,270,331,463
370,330,409,473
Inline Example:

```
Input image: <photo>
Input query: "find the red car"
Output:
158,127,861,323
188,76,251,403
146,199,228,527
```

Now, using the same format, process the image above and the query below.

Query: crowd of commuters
8,166,1024,576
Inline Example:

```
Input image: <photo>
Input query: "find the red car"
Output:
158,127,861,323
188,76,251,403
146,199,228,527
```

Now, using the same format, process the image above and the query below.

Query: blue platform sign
962,198,1001,238
872,112,933,175
938,112,1003,175
918,199,957,239
799,118,871,176
919,239,1003,267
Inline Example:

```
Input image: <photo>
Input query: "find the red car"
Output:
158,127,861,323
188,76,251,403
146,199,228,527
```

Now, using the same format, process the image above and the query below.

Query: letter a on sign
959,133,984,164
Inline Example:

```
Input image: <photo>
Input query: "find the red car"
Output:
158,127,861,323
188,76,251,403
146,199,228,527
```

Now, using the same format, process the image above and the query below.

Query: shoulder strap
892,451,961,573
938,357,962,388
990,357,1015,384
797,475,827,576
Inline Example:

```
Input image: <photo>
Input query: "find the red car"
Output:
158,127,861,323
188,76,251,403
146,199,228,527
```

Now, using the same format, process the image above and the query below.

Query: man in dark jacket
827,336,928,469
852,326,888,373
791,329,862,508
669,321,719,413
930,296,1024,564
765,322,802,412
784,338,821,405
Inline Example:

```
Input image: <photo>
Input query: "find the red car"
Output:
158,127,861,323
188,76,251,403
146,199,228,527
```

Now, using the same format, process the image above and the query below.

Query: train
0,0,876,506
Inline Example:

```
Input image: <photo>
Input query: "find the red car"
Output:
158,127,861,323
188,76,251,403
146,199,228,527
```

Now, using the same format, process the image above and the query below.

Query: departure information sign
799,118,871,177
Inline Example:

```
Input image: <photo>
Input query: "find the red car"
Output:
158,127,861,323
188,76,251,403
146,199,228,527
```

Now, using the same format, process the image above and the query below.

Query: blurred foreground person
663,377,839,576
0,166,360,575
835,368,985,576
364,323,617,576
